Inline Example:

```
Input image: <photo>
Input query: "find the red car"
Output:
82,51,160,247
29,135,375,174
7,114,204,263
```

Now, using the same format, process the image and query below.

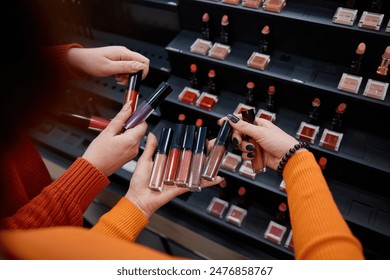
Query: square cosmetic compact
247,52,271,70
264,220,287,245
178,87,200,105
207,197,229,218
332,7,358,26
319,129,343,151
222,0,241,5
242,0,264,8
256,109,276,122
233,103,256,115
208,43,231,60
337,73,362,94
225,204,248,227
284,229,294,250
358,11,384,31
296,121,320,144
262,0,286,13
196,92,219,110
190,38,213,55
239,160,257,180
221,152,242,172
363,79,389,101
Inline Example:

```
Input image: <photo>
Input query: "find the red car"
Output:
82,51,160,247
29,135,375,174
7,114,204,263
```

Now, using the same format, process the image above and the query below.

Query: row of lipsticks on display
180,63,276,112
148,109,266,193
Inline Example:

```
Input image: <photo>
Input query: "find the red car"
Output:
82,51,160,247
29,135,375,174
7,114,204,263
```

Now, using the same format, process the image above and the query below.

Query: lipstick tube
59,112,110,132
349,42,365,75
124,82,172,130
202,120,232,181
242,109,266,173
163,123,186,185
175,125,196,187
201,12,210,40
148,127,173,192
188,127,208,192
124,70,143,112
376,46,390,78
220,15,229,45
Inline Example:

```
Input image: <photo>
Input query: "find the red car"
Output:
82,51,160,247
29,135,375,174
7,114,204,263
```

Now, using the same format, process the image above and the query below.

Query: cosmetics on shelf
225,204,247,227
201,12,211,41
178,87,200,105
262,0,286,13
190,38,213,55
337,73,363,94
358,11,384,31
207,69,218,96
220,14,230,45
247,52,271,70
259,25,271,54
363,79,389,100
330,103,347,132
245,81,256,106
189,63,199,89
264,220,287,245
349,42,366,75
242,0,264,9
376,46,390,79
221,152,242,172
265,85,276,112
296,98,321,144
207,197,229,218
332,7,358,26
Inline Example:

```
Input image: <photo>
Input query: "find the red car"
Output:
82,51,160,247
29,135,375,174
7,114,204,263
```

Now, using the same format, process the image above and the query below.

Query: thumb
103,101,133,135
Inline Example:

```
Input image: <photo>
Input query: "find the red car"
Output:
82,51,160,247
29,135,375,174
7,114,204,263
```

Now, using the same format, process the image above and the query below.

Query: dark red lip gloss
59,112,110,132
124,70,143,112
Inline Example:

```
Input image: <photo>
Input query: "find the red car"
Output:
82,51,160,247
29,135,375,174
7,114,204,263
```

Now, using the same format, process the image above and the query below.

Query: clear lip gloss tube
163,123,186,185
188,127,208,192
202,120,232,181
242,109,266,173
175,125,196,187
148,127,173,192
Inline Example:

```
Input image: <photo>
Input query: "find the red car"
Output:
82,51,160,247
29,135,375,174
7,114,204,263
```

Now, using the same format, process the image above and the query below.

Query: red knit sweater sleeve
2,158,109,229
283,151,364,260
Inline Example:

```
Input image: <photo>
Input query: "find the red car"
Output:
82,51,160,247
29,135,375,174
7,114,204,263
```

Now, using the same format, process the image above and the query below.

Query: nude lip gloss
175,125,196,187
148,127,173,192
124,70,143,112
59,112,110,132
188,126,208,192
202,120,232,181
163,123,186,185
124,82,172,130
241,109,266,173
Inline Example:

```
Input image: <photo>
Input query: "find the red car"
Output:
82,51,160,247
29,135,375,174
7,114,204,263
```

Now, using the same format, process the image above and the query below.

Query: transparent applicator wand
123,82,172,130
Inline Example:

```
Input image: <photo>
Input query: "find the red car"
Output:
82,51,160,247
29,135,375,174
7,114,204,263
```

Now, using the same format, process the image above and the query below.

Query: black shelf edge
122,0,178,10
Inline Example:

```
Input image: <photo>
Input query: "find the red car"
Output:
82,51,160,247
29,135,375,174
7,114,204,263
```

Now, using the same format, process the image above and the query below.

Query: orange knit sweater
0,152,364,260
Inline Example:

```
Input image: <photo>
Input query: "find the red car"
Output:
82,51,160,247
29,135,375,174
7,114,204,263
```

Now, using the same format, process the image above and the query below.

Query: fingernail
123,101,131,111
130,61,142,68
248,152,255,159
246,144,254,151
232,137,239,145
227,114,240,123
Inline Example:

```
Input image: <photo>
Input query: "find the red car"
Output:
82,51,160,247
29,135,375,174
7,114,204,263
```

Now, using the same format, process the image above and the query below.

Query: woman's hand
125,133,223,218
67,46,150,86
82,102,147,177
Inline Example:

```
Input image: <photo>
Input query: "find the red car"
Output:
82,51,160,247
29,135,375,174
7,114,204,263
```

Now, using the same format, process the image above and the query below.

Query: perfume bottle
349,42,366,75
330,103,347,132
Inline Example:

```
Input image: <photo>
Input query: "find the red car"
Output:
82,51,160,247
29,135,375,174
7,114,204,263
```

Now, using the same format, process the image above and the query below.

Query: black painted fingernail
248,152,255,159
227,114,240,123
232,137,239,145
246,144,254,151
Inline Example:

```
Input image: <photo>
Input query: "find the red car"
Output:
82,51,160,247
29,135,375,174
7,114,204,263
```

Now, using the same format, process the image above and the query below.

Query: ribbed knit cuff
54,157,109,213
90,198,149,243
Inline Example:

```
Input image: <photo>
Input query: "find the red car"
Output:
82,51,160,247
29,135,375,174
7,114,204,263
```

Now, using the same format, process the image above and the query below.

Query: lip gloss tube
163,123,186,185
124,82,172,130
175,125,196,187
202,120,232,181
124,70,143,112
242,109,266,173
148,127,173,192
59,112,110,132
188,127,208,192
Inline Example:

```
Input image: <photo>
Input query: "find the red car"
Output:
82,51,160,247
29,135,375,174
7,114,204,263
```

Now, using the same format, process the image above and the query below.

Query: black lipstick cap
241,109,256,124
146,82,173,109
170,123,186,149
182,125,196,150
156,127,173,154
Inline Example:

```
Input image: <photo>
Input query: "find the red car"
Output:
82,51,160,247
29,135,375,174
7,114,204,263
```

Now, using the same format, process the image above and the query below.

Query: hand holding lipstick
67,46,150,86
82,101,147,177
125,133,223,219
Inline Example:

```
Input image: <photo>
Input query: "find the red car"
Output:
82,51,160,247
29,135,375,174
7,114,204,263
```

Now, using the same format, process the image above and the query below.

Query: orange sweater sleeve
283,151,364,260
1,158,109,229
